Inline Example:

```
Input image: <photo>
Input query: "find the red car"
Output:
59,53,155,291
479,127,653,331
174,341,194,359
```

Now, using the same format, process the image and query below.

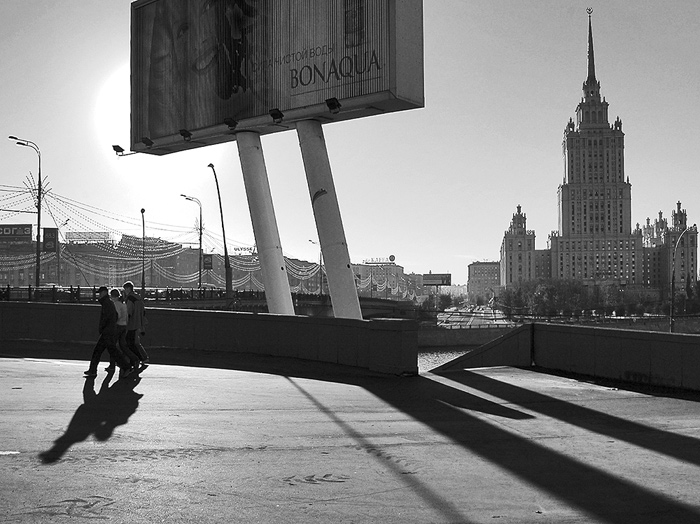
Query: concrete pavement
2,344,700,523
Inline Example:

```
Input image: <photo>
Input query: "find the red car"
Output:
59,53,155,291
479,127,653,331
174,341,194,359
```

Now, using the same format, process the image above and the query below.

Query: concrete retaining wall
418,326,514,348
435,323,700,391
534,323,700,391
0,302,418,375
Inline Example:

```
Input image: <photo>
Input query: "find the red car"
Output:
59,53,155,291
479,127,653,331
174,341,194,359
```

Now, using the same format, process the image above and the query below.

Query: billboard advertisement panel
0,224,33,244
131,0,423,154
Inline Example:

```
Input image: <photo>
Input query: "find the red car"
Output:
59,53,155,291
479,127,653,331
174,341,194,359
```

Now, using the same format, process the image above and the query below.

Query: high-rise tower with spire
497,10,697,301
549,9,643,284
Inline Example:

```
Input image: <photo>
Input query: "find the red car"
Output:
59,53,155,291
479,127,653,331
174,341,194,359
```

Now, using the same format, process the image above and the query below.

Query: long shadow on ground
11,341,700,522
39,373,143,464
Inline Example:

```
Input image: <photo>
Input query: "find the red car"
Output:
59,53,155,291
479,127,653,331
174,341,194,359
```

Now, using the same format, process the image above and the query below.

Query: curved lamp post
141,208,146,296
9,136,42,289
670,226,691,333
208,163,232,297
181,194,203,289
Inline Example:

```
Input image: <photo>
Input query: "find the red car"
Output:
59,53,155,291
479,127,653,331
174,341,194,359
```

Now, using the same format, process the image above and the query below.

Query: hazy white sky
2,0,699,284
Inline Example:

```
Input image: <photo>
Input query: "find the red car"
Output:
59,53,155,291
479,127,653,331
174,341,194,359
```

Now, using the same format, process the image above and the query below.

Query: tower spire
586,8,596,84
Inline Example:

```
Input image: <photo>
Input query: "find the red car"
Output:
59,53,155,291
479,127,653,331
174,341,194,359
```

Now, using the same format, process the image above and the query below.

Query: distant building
641,202,698,298
467,261,499,304
352,259,420,300
500,205,535,287
498,12,697,299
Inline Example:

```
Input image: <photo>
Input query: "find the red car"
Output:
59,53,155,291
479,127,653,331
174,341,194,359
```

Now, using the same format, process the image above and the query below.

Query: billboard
130,0,424,154
65,232,113,244
423,273,451,286
0,224,33,243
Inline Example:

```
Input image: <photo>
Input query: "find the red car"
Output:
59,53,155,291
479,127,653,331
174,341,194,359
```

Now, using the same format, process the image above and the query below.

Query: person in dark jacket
84,286,133,378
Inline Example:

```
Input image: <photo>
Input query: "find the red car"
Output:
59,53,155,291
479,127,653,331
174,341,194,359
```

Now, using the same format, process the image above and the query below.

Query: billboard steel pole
236,132,294,315
296,120,362,320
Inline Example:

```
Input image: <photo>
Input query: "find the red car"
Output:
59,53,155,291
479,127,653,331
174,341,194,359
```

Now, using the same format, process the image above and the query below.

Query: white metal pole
236,132,295,315
296,120,362,320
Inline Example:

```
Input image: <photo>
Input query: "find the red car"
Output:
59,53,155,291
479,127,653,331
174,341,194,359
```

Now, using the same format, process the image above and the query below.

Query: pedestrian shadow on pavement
39,374,143,464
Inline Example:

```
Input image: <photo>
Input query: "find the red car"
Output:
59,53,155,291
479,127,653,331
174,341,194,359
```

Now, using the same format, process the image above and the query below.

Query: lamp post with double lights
208,163,232,297
8,136,42,289
181,194,203,289
670,226,691,333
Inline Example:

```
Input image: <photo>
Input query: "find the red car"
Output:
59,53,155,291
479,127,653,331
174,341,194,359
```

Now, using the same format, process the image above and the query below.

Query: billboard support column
236,132,295,316
296,119,362,320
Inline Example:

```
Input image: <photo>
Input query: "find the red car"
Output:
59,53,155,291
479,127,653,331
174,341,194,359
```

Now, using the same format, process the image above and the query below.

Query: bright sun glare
94,63,130,154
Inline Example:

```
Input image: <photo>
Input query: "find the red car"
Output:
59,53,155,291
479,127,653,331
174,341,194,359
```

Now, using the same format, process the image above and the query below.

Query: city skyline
2,1,699,284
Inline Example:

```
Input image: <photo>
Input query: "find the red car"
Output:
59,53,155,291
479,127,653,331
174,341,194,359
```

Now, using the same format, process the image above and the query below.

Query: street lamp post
141,208,146,296
9,136,42,289
309,239,323,294
208,163,232,297
56,218,69,286
670,226,690,333
181,194,203,289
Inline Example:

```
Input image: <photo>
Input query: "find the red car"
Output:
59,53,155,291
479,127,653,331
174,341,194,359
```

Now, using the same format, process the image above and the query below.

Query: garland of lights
2,190,422,297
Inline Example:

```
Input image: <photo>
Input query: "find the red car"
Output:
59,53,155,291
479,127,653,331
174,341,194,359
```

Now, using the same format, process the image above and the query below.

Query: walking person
106,288,140,372
84,286,132,378
122,281,150,365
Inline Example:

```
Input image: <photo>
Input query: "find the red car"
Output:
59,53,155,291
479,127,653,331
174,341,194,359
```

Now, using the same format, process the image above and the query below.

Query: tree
438,294,452,311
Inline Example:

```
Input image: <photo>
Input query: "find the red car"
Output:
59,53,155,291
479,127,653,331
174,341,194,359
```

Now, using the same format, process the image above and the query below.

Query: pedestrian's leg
117,327,139,367
86,337,106,375
127,330,148,362
106,335,131,378
135,332,149,362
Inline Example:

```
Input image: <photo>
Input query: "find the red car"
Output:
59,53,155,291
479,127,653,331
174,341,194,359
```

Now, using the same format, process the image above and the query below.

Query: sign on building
65,232,112,244
130,0,424,154
42,228,59,253
0,224,33,243
203,254,213,270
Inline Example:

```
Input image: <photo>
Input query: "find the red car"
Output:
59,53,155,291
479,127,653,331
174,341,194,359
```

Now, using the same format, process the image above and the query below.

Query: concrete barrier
0,302,418,375
418,326,514,348
432,325,532,370
436,323,700,391
535,323,700,390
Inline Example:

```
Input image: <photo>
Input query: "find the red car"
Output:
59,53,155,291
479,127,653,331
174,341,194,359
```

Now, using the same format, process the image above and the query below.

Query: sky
2,0,699,285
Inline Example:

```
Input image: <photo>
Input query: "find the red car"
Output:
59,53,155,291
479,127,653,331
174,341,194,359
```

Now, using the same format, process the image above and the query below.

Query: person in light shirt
106,288,140,373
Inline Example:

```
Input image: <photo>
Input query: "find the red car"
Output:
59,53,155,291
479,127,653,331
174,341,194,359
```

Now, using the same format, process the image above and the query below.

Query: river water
417,348,472,373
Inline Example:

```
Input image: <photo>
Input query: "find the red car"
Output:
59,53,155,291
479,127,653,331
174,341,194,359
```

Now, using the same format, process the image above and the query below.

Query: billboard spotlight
269,109,284,124
325,98,342,115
